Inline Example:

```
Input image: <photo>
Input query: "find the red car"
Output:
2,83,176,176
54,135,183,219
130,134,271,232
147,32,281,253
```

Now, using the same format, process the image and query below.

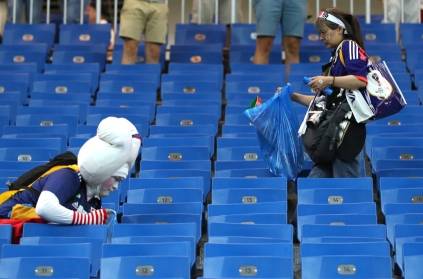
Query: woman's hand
308,76,333,94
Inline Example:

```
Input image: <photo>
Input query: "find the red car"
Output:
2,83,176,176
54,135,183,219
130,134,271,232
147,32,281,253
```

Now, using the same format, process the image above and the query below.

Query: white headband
318,11,346,29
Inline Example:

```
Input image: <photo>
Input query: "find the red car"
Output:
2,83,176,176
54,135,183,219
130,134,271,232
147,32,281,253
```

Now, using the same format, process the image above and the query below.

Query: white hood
98,117,141,179
78,117,132,188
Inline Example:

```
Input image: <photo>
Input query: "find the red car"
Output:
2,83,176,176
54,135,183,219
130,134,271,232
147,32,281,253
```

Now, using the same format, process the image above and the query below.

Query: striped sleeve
341,40,369,83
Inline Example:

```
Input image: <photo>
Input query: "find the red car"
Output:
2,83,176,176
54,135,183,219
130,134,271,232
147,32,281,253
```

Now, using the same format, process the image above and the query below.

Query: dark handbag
302,101,351,164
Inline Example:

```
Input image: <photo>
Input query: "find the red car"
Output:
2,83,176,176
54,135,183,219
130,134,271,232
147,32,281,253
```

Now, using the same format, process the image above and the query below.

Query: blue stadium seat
297,177,373,190
155,113,219,126
230,63,284,74
394,225,423,270
52,50,107,71
20,236,103,277
170,49,222,64
59,24,111,45
140,160,211,172
102,242,193,266
214,168,276,178
0,147,59,162
0,51,46,71
212,188,287,204
122,202,203,216
2,23,56,47
231,23,282,45
403,242,423,279
216,137,258,149
208,223,292,242
230,48,282,64
208,213,287,225
301,242,390,257
298,188,374,204
214,160,267,171
100,256,190,279
208,202,287,218
204,242,292,258
161,80,221,94
23,223,108,241
0,257,90,279
112,223,198,241
212,177,286,190
141,146,210,161
0,224,12,244
301,224,386,243
175,23,226,46
31,80,92,96
99,80,158,94
385,213,423,246
400,23,423,49
203,256,292,279
301,255,392,279
149,125,218,137
126,188,203,204
361,23,396,44
143,136,214,157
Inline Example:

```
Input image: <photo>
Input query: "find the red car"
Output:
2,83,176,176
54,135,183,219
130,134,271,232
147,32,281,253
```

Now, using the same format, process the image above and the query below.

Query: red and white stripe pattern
72,208,108,225
348,40,360,60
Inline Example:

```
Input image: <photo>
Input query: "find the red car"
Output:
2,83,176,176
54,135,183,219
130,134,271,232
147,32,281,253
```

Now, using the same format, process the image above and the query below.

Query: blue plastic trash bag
244,84,303,179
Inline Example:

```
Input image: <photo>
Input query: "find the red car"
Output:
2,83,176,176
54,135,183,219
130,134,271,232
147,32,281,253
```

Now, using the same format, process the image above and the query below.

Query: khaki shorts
119,0,168,44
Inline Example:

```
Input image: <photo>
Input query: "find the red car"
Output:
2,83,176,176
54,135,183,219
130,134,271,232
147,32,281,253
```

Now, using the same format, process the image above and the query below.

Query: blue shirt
0,168,94,218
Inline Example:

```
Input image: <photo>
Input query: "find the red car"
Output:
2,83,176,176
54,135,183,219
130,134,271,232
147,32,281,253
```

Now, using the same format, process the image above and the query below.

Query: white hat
108,118,142,179
78,117,132,187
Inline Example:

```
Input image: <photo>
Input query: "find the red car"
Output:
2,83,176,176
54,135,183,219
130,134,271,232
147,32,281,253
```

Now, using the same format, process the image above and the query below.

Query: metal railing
9,0,420,25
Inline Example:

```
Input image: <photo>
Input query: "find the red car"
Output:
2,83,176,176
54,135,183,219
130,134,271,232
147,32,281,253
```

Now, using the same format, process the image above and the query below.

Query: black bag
302,101,351,164
8,151,77,191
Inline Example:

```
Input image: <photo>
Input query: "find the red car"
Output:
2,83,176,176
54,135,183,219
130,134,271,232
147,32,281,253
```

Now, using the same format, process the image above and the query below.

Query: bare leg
283,36,301,64
121,37,139,64
145,42,162,64
253,36,274,64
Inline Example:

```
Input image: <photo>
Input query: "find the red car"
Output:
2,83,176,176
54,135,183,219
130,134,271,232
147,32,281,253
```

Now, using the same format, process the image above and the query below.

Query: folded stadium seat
23,223,108,239
214,161,267,172
403,242,423,279
122,202,203,217
175,23,226,46
0,224,12,245
300,48,331,64
386,213,423,247
102,242,193,266
0,257,90,279
87,112,150,127
231,23,282,46
112,222,198,241
20,236,103,277
98,80,157,96
216,137,259,149
45,62,101,76
112,44,166,65
1,243,92,270
100,256,190,279
212,188,287,205
208,201,286,217
301,242,390,258
40,72,99,94
301,224,386,243
221,124,255,135
170,46,223,64
402,91,421,105
52,50,107,71
149,124,218,138
208,213,287,225
225,80,282,95
208,223,292,243
0,43,49,56
400,23,423,49
121,214,202,243
301,23,321,47
0,147,59,162
31,79,93,97
216,146,262,161
157,104,221,119
360,23,397,45
0,50,46,72
226,72,284,84
2,23,56,48
393,225,423,271
223,114,252,126
0,104,16,123
59,24,110,45
2,125,71,145
212,177,286,189
100,72,160,88
371,146,423,164
214,168,275,178
139,169,211,194
29,93,93,106
301,255,392,279
17,104,87,124
140,161,211,173
88,105,155,124
229,46,282,64
204,256,292,279
162,73,223,90
298,188,374,204
143,136,214,158
365,134,423,158
0,137,64,153
141,146,210,161
155,113,219,127
169,62,223,74
297,204,378,241
229,63,283,74
126,188,203,204
204,242,292,258
366,45,403,62
15,114,78,136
